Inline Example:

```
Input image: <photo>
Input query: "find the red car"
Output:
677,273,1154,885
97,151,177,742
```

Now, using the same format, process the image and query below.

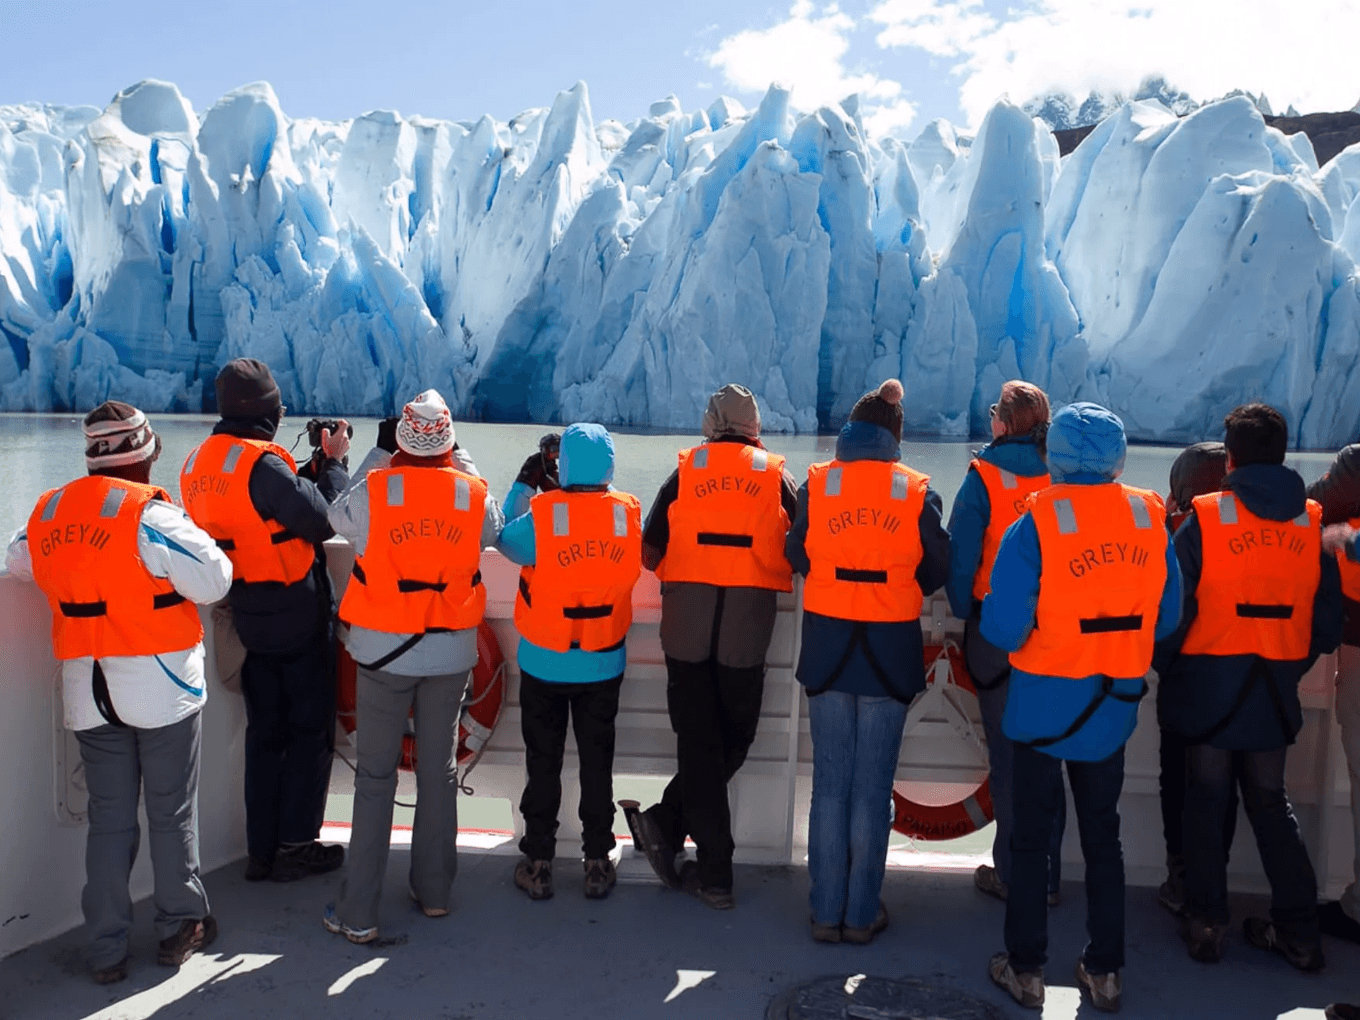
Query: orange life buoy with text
891,642,994,841
335,620,506,780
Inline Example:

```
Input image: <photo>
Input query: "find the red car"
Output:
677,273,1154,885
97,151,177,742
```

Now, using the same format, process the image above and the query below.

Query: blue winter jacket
981,403,1183,762
1153,462,1343,751
946,435,1048,686
497,423,630,684
786,421,950,702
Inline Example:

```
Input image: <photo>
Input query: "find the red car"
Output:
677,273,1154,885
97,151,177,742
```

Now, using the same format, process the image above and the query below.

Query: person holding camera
180,358,349,884
321,390,503,943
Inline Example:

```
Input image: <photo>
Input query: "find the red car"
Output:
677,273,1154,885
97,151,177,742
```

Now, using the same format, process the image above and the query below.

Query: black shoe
1327,1004,1360,1020
1242,917,1324,972
1181,914,1227,963
678,861,734,910
1320,901,1360,944
244,856,272,882
92,957,128,984
620,800,681,890
158,916,218,967
271,841,344,882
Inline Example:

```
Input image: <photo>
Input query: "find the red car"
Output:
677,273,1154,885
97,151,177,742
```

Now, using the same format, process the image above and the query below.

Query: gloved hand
321,419,351,461
516,452,559,492
377,416,400,454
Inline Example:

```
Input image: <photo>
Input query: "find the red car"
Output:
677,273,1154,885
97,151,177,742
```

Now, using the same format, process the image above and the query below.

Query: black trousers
518,671,623,861
650,656,765,890
240,632,336,862
1158,726,1239,864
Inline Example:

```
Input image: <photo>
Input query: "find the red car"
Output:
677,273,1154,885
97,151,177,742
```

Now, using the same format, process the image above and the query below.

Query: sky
3,0,1359,140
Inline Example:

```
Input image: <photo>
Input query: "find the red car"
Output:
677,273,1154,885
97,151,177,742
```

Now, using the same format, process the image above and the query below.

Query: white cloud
706,0,916,134
871,0,1360,128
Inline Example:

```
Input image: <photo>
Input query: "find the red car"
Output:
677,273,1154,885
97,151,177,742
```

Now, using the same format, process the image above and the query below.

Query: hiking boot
678,861,734,910
243,856,272,882
1180,914,1227,963
583,857,617,899
270,841,344,882
92,958,128,984
514,857,554,901
988,952,1044,1009
322,903,377,944
158,916,218,967
1326,1004,1360,1020
409,882,448,918
1242,917,1324,972
809,917,842,943
974,864,1007,901
620,800,681,889
1075,960,1121,1013
842,903,889,945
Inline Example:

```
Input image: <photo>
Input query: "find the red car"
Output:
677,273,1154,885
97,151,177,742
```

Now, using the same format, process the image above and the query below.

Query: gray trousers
75,713,209,970
1337,644,1360,921
336,666,470,929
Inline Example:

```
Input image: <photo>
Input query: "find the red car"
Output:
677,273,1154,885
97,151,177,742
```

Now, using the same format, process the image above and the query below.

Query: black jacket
1306,443,1360,646
213,418,348,655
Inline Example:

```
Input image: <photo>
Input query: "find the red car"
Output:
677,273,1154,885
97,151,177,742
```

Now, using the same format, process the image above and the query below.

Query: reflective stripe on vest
339,466,489,636
653,443,793,592
179,434,314,585
970,458,1050,601
514,488,643,652
1181,492,1321,660
1009,483,1168,680
27,476,203,661
802,459,929,623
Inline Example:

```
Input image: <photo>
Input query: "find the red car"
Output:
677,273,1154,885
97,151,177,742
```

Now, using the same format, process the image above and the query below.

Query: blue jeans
807,691,908,929
1007,743,1125,975
978,680,1065,891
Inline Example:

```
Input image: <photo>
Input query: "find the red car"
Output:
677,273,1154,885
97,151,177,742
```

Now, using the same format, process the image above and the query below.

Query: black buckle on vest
471,570,482,588
1236,603,1294,620
351,561,368,585
270,529,299,545
59,600,107,618
397,579,448,594
518,576,532,607
696,532,754,548
1079,615,1144,634
215,538,236,551
835,567,888,584
562,604,614,620
153,592,187,610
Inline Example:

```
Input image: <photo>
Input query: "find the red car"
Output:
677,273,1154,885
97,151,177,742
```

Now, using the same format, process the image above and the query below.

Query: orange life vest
339,466,489,635
514,488,643,652
1009,483,1168,679
1181,492,1321,660
1337,515,1360,602
802,460,929,623
654,442,792,592
970,458,1050,601
28,476,203,661
179,434,314,585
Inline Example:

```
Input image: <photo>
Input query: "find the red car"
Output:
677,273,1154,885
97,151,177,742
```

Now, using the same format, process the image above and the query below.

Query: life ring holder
335,619,507,793
891,640,994,841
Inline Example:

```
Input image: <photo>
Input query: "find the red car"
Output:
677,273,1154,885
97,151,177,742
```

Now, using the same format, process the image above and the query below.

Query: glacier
1,78,1360,446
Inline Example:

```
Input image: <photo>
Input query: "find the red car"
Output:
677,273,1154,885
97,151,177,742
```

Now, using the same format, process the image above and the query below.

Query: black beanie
849,379,905,443
216,358,281,418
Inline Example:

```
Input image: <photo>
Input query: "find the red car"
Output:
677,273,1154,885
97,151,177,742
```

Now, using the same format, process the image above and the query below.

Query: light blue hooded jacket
497,423,630,683
980,403,1183,761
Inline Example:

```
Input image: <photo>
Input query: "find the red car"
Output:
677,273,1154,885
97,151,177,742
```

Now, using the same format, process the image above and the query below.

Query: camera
307,418,353,448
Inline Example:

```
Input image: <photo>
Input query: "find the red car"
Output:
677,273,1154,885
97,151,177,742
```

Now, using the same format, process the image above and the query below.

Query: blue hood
976,434,1048,477
834,421,900,463
1225,462,1306,522
559,422,616,487
1045,402,1126,483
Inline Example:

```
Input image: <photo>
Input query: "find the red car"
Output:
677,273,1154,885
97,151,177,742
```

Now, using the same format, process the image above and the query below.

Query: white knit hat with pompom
396,389,455,456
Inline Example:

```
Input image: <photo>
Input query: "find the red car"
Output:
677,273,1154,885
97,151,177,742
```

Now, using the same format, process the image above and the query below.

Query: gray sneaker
988,952,1044,1009
1075,960,1121,1013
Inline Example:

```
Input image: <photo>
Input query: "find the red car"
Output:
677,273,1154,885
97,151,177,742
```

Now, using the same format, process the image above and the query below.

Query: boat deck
4,837,1356,1020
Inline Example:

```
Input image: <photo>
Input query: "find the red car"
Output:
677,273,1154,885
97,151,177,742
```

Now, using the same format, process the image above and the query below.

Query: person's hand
377,416,400,454
1323,523,1357,555
321,419,351,461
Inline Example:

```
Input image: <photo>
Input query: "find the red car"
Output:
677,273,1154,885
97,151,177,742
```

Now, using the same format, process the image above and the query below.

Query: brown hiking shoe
158,916,218,967
989,952,1043,1009
92,957,128,984
842,902,889,945
975,864,1007,901
583,858,617,899
1181,914,1227,963
1243,917,1324,972
514,857,554,900
678,861,734,910
1075,960,1121,1012
270,841,344,882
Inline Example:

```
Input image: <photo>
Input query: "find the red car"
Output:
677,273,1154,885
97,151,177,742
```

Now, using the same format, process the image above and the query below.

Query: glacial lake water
0,412,1342,533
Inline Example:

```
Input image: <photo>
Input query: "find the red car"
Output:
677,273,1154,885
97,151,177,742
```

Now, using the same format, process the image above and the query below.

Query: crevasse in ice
2,79,1359,445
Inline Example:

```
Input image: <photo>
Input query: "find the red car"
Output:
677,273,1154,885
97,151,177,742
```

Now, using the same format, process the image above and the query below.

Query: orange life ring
890,642,994,841
335,620,507,776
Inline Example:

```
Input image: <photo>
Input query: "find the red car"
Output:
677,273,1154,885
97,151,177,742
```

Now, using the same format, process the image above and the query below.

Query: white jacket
7,498,233,731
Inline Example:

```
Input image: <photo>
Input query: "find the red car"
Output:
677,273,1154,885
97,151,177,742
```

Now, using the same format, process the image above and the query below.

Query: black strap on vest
806,621,912,706
518,576,532,607
59,600,107,618
270,529,300,545
215,538,236,551
696,532,754,548
1079,615,1143,634
153,592,187,610
1180,657,1295,746
1236,603,1294,620
91,660,128,729
1023,675,1149,749
397,579,448,594
563,604,615,620
835,567,889,584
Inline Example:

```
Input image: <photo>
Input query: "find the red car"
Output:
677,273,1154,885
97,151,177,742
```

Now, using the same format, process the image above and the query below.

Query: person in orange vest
497,423,642,901
320,390,504,943
180,359,349,883
982,402,1181,1013
1155,404,1341,969
623,384,798,910
945,380,1065,908
5,402,232,984
785,379,950,945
